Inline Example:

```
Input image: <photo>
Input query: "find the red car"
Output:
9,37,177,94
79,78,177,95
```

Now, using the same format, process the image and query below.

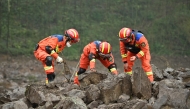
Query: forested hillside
0,0,190,60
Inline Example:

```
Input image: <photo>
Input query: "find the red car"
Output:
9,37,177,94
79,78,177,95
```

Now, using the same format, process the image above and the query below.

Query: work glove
74,76,80,85
56,56,63,64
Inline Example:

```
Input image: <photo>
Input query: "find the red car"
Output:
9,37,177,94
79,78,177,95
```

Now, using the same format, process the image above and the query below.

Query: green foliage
0,0,190,60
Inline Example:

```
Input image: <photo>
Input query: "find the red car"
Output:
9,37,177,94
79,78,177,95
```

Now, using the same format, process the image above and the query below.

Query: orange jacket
83,41,115,69
37,35,66,59
83,41,97,57
120,31,150,62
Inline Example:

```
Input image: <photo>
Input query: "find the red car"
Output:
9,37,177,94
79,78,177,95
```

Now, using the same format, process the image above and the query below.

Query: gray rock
1,64,190,109
132,67,152,100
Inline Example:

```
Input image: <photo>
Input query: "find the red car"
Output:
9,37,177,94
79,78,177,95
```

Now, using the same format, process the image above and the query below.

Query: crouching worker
34,28,80,85
74,41,118,85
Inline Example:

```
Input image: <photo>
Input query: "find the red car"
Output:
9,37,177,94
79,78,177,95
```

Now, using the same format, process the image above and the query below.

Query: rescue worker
34,28,80,83
73,41,118,85
118,27,154,82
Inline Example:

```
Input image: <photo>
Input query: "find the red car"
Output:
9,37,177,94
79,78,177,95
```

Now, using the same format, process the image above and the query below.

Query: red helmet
118,27,132,40
99,42,112,54
65,28,80,43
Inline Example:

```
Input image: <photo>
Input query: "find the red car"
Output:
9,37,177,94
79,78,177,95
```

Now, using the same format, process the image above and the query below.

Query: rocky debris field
0,55,190,109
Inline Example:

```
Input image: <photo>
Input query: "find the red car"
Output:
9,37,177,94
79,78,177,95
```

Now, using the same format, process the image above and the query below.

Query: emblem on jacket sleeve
140,42,146,47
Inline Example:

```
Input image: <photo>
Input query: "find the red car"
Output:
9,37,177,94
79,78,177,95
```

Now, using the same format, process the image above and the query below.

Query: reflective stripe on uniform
125,71,132,75
44,66,53,71
50,50,56,55
75,72,78,76
55,45,60,53
139,51,144,56
146,71,153,76
110,68,116,72
90,59,95,62
121,54,127,58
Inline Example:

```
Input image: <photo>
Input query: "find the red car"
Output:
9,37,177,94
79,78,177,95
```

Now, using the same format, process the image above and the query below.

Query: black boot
46,73,56,88
47,73,55,82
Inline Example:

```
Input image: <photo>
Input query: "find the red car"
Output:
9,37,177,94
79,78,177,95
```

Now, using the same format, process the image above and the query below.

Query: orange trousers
124,51,152,73
34,48,55,74
79,53,114,69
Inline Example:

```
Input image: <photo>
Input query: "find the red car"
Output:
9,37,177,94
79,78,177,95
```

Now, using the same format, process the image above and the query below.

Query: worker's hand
74,76,80,85
56,56,63,64
130,56,137,61
124,63,128,70
90,68,97,72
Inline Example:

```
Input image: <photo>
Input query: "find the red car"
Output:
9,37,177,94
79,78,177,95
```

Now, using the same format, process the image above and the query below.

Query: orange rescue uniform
34,35,66,74
119,31,153,82
79,41,117,74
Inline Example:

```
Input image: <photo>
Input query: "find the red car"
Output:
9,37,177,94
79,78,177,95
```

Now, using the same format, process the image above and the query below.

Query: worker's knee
77,68,86,75
108,63,117,71
45,56,53,66
45,46,53,54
